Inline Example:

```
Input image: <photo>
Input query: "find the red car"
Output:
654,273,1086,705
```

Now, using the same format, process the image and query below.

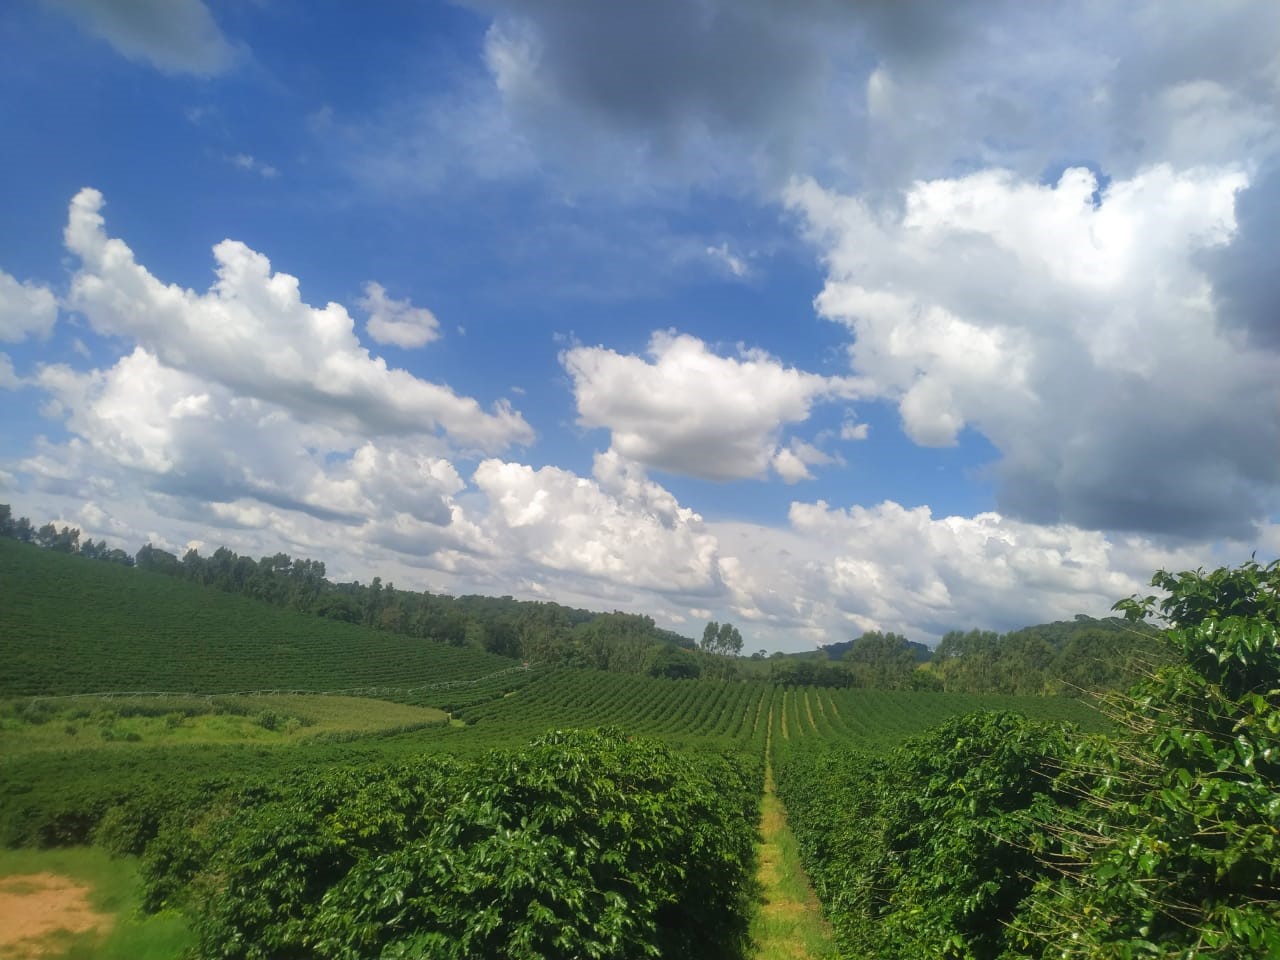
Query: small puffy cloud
0,270,58,342
359,282,441,349
787,164,1280,538
41,0,236,75
0,353,18,389
229,154,279,179
771,447,811,484
562,330,865,481
705,243,748,278
473,450,721,595
840,419,869,441
772,439,837,484
62,188,530,452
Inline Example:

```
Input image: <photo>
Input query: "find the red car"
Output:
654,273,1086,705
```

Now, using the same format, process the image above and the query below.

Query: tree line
767,618,1163,695
0,504,751,679
2,502,1159,694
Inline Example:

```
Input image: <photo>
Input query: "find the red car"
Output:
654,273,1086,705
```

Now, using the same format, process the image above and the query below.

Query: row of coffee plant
141,727,762,960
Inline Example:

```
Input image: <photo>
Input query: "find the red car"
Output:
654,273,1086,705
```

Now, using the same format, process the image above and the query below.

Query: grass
0,846,193,960
0,694,447,755
751,723,837,960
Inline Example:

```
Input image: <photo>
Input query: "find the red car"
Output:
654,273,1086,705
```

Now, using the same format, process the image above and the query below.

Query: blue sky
2,1,1277,651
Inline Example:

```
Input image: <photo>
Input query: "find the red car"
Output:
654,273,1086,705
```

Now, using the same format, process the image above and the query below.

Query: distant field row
457,669,1106,750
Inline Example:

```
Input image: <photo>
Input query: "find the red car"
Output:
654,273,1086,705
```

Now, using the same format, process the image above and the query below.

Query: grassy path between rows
751,719,837,960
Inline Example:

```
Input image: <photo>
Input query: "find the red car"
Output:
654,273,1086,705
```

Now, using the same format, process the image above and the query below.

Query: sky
1,0,1278,652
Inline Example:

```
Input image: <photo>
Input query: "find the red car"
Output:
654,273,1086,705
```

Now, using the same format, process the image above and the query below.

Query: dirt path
0,873,111,958
751,731,837,960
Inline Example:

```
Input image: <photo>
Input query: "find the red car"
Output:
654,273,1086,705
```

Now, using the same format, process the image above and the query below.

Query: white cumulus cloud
62,188,531,452
359,282,441,349
473,450,722,595
562,330,865,481
0,270,58,342
787,164,1280,538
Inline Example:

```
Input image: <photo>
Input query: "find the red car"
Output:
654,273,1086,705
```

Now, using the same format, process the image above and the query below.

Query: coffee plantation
1,539,1276,958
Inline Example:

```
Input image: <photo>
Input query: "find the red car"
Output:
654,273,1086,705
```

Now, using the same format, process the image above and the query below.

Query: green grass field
0,694,447,754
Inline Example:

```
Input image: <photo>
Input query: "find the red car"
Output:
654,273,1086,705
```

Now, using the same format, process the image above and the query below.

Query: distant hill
0,538,528,708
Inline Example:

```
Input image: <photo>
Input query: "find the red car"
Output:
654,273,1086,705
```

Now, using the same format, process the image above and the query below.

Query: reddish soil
0,873,111,959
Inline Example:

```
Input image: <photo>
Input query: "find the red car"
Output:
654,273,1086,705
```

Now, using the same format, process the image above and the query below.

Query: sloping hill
0,539,527,705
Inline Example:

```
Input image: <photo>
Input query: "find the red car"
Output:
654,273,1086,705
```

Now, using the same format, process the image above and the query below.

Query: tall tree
844,631,917,689
701,621,720,651
716,622,743,656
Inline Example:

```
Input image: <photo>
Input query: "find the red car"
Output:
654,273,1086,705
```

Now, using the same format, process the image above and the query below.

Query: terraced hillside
0,538,531,708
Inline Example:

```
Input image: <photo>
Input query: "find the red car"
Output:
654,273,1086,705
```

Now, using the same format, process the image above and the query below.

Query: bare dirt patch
0,873,111,959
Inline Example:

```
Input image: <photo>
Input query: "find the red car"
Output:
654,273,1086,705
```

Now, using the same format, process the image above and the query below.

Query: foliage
775,713,1076,959
929,618,1164,695
768,658,855,688
776,560,1280,959
843,630,920,690
701,620,745,656
645,642,703,679
145,729,760,960
1012,559,1280,958
0,505,698,676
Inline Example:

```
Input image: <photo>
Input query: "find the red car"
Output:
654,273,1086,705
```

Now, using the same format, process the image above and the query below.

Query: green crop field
0,539,534,707
4,540,1270,958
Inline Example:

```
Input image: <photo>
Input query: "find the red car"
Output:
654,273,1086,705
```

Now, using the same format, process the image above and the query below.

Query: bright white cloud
473,450,721,594
562,330,864,481
63,188,531,452
777,500,1180,638
359,282,441,349
698,497,1238,648
27,344,488,566
840,419,869,441
0,270,58,342
41,0,236,75
787,164,1280,537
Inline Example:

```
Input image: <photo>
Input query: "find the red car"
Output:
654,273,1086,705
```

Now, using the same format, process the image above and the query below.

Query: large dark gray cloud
1205,165,1280,351
995,389,1280,541
456,0,1280,196
475,0,834,137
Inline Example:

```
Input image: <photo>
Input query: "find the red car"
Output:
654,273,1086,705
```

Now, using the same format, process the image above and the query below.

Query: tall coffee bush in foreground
776,560,1279,959
1014,560,1280,958
776,712,1075,958
149,728,759,960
